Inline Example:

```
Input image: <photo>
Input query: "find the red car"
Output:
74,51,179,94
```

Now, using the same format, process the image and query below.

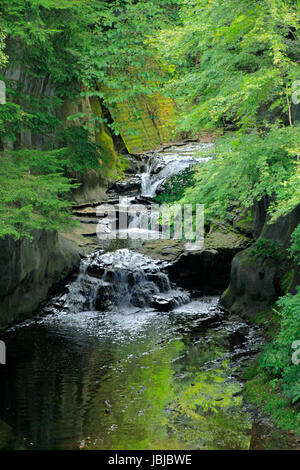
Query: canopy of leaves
154,0,300,131
180,125,300,222
0,0,182,101
0,1,184,239
0,149,78,240
260,288,300,405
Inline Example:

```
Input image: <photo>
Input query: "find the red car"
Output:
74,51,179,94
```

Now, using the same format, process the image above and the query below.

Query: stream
0,142,296,450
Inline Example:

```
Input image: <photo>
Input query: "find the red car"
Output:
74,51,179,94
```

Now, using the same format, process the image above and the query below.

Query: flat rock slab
136,239,184,261
60,230,100,255
205,229,251,250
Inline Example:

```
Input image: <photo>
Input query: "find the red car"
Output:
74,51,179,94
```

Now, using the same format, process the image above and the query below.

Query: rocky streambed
0,142,297,450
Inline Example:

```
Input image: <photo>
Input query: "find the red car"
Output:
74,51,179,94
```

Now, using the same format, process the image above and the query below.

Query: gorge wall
222,201,300,319
0,231,80,331
0,56,176,329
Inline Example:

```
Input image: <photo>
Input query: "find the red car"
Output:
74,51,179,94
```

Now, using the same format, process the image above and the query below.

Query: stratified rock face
222,204,300,319
0,231,80,330
109,94,176,154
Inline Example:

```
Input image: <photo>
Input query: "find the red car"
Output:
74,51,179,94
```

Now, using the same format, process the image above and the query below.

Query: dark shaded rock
168,244,249,292
151,295,173,312
191,311,223,329
229,325,250,349
109,178,141,196
131,282,159,308
95,281,114,311
87,264,106,279
0,231,80,330
151,291,190,312
222,204,300,319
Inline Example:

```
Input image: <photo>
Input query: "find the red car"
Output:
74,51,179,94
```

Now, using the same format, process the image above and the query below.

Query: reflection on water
0,295,294,450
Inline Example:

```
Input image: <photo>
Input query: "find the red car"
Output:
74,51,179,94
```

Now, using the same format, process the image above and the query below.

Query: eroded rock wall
222,203,300,319
0,231,80,330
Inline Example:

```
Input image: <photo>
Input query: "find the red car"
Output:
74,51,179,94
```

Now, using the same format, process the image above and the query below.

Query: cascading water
1,141,291,452
141,142,214,197
47,249,190,315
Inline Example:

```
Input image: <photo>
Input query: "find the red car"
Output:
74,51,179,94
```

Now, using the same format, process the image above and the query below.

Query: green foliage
107,153,130,181
0,149,78,239
0,75,62,142
243,373,300,436
0,29,7,67
180,125,300,222
259,289,300,405
0,1,183,239
154,166,196,204
0,0,182,103
155,0,300,131
250,239,281,262
56,126,106,174
290,224,300,264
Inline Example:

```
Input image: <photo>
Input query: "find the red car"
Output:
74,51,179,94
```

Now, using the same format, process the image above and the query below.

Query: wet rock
229,325,250,349
108,178,142,196
151,291,190,312
87,263,106,279
95,281,114,311
190,310,223,329
151,296,173,312
131,282,159,308
59,248,189,313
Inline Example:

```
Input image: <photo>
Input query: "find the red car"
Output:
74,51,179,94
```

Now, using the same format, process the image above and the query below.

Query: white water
141,142,214,197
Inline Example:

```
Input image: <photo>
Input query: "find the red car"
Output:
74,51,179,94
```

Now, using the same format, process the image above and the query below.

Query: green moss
205,228,250,250
243,374,300,436
110,94,176,153
222,285,230,298
89,96,117,168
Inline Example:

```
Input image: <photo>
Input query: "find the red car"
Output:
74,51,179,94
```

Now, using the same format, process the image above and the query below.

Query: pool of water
0,142,296,451
0,293,294,450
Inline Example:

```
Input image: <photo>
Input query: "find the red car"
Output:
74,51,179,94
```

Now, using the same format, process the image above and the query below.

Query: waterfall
49,142,215,315
140,143,213,197
47,249,190,314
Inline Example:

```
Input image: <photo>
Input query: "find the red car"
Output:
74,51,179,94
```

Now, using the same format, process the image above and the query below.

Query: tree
0,29,7,67
155,0,300,132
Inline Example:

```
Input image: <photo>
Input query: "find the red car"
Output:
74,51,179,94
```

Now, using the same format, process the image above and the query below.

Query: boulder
108,177,142,196
222,204,300,319
167,226,251,291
